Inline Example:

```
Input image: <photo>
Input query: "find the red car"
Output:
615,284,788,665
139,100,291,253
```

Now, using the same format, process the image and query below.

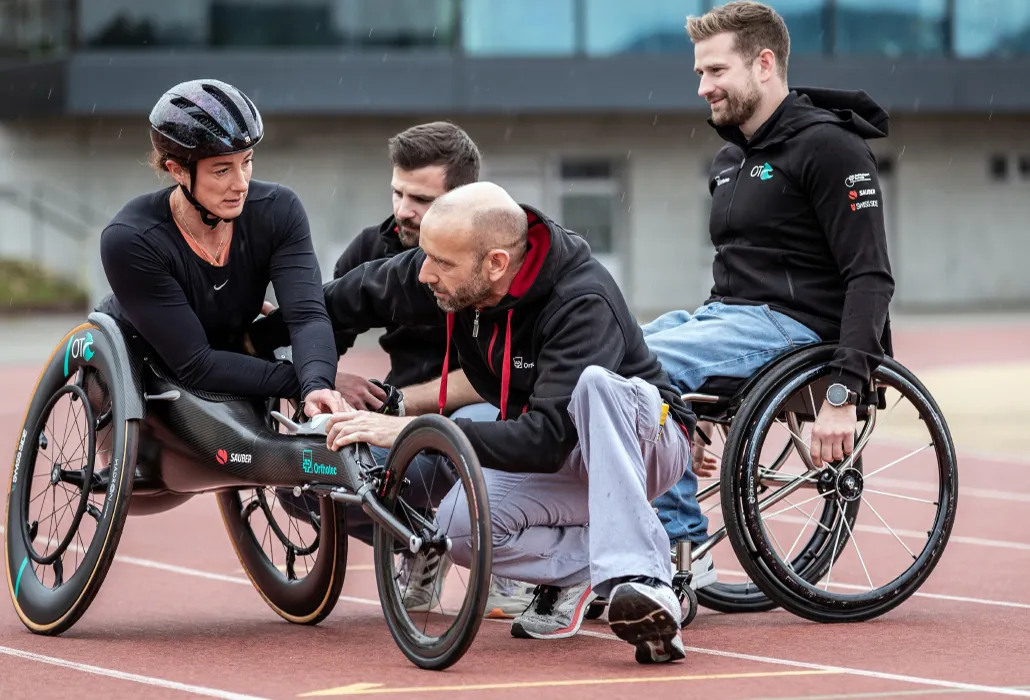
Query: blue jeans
346,402,498,546
641,302,821,545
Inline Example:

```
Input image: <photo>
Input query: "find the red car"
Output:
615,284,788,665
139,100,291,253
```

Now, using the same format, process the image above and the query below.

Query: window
77,0,458,50
557,159,624,257
833,0,948,56
989,154,1010,181
583,0,705,56
954,0,1030,57
461,0,576,56
710,0,828,54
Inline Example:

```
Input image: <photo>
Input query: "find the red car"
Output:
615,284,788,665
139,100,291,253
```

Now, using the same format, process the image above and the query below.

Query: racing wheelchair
4,313,492,671
588,340,959,627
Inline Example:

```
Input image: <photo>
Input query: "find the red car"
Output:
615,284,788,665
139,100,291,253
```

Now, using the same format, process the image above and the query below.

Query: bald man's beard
430,273,493,313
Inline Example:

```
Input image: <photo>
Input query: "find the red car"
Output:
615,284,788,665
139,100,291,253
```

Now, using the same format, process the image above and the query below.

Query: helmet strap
180,162,230,229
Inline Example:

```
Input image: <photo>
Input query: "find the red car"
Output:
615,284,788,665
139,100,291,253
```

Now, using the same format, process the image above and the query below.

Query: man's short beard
712,73,762,127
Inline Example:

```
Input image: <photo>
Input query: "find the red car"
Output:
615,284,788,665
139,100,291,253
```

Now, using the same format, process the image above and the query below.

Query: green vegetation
0,257,89,315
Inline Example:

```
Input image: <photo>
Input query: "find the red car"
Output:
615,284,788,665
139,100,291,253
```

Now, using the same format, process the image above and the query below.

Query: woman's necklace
175,194,229,266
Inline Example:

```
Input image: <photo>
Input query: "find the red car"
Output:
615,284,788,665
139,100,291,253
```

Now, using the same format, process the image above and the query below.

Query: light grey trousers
436,365,692,599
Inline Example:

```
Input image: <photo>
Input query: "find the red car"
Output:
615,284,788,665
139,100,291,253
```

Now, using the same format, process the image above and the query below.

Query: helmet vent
203,84,251,139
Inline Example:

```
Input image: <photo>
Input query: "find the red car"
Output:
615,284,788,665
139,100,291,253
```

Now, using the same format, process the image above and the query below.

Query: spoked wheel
217,485,348,625
5,323,137,635
697,408,859,614
722,349,958,622
373,415,491,671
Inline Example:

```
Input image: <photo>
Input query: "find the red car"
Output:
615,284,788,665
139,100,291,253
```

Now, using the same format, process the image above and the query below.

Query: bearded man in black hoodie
317,181,700,665
643,0,896,558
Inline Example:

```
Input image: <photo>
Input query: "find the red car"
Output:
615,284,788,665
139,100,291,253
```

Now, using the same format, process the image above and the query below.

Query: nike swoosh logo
214,281,228,290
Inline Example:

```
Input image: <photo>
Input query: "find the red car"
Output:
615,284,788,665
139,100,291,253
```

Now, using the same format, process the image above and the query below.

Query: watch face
827,384,848,406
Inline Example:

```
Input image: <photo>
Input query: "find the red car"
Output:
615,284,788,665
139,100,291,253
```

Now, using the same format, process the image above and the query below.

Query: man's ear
485,248,512,282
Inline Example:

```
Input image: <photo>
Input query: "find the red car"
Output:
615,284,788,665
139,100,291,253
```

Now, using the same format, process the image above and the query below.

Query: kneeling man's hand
325,411,414,451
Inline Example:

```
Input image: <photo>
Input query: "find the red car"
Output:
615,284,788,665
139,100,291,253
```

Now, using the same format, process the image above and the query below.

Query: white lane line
0,646,272,700
712,570,1030,610
870,476,1030,504
7,542,1030,698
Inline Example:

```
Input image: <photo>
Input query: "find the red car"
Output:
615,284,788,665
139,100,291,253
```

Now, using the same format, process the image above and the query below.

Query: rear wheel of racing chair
216,487,348,626
372,415,492,671
721,344,958,623
5,322,138,635
216,396,349,627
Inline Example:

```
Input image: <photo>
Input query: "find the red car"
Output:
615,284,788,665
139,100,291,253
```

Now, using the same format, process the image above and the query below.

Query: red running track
2,319,1030,700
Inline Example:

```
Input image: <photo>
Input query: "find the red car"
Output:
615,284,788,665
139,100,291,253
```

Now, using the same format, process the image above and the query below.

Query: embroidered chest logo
513,356,535,370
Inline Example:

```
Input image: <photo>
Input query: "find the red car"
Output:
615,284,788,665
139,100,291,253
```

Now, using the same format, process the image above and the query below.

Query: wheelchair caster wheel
680,586,698,628
585,599,607,620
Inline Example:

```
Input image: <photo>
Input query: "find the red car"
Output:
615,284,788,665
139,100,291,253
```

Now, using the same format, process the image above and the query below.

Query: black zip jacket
306,207,697,474
331,216,459,389
706,87,895,394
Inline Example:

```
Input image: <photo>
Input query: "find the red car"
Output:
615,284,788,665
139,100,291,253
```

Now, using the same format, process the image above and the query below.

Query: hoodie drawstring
437,309,515,421
438,313,454,415
499,309,513,421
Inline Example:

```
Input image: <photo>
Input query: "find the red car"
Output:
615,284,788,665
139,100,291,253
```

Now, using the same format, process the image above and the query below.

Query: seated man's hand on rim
303,388,351,417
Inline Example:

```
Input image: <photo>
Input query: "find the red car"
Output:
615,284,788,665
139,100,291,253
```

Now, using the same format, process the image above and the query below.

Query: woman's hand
303,388,351,417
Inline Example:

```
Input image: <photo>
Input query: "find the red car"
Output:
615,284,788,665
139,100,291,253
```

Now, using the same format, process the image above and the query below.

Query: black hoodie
331,216,459,389
316,207,697,474
706,87,895,394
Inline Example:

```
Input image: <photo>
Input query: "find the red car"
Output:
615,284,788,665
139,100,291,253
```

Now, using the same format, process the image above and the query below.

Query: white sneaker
484,576,536,619
510,581,596,640
397,549,452,612
607,579,686,664
685,550,718,590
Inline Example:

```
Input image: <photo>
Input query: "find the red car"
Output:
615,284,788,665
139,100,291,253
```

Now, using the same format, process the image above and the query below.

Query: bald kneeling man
316,182,702,664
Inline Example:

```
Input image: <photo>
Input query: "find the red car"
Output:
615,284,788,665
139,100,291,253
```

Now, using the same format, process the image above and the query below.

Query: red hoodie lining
438,211,551,420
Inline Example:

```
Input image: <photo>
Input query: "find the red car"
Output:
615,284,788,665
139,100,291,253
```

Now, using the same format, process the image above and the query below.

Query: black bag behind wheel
5,322,138,636
217,487,348,625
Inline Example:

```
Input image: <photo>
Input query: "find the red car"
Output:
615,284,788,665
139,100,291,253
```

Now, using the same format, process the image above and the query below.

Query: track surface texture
2,314,1029,700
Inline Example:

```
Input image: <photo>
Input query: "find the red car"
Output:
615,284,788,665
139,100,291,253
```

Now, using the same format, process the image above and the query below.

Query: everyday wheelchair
4,313,492,671
589,340,959,627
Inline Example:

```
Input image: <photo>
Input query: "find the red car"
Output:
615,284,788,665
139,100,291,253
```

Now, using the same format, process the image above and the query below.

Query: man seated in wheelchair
259,180,703,664
93,78,347,425
642,0,895,568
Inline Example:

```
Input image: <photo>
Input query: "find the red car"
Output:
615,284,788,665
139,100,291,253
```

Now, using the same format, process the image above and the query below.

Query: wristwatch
825,382,859,407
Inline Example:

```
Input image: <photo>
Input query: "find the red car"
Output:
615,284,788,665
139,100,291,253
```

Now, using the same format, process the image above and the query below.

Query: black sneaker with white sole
606,578,687,664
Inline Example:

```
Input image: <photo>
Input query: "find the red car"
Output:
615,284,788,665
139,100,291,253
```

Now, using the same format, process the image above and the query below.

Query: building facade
1,0,1028,315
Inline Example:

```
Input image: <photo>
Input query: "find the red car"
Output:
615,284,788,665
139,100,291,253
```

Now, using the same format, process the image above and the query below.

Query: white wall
1,112,1028,315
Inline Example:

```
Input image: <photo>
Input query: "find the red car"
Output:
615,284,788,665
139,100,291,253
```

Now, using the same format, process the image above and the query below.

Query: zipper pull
473,310,480,338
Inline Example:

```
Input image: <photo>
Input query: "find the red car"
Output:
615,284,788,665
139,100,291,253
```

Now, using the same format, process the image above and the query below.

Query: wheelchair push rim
723,356,958,622
5,322,138,635
372,415,491,671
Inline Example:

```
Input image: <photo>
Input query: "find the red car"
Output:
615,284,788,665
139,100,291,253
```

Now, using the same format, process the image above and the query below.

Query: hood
713,86,889,151
486,204,591,314
435,204,592,419
377,215,411,257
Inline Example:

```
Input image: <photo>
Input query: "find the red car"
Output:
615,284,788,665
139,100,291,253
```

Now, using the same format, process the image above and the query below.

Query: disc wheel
373,415,491,671
5,323,138,635
218,485,348,625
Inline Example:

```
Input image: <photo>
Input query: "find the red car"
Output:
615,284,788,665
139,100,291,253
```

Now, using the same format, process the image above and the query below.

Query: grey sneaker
510,581,596,640
397,549,452,613
606,579,686,664
484,576,536,619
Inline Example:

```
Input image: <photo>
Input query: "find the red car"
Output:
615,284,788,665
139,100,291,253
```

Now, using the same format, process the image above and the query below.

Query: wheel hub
836,467,864,502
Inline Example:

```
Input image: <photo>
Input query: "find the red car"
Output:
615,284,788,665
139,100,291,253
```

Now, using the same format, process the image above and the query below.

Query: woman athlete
95,78,344,416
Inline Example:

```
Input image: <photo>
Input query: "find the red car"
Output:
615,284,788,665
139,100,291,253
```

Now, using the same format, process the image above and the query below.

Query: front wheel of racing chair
5,321,139,636
373,414,492,671
720,344,958,623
